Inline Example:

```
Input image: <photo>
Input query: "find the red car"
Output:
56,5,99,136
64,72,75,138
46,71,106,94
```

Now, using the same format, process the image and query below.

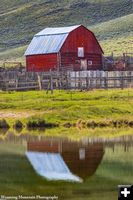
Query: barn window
88,60,92,65
78,47,84,57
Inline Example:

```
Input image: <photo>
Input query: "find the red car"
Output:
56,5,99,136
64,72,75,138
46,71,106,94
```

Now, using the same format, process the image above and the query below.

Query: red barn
25,25,104,72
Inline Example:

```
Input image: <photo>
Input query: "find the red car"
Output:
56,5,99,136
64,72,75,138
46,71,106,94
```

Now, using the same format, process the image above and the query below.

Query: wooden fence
1,70,133,91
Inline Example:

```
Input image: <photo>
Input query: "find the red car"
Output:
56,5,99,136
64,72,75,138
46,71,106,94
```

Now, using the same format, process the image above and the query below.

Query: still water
0,131,133,200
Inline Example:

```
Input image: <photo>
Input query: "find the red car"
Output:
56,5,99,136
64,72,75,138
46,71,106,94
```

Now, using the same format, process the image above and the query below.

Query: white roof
36,25,80,36
25,25,81,56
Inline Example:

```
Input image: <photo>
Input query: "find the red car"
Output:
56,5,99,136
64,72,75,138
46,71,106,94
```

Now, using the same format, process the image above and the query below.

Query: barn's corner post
58,52,62,72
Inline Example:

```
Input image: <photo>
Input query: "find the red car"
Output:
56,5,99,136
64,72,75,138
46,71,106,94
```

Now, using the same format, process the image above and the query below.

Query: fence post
37,73,42,90
50,71,53,93
86,73,89,90
120,71,124,89
104,71,108,89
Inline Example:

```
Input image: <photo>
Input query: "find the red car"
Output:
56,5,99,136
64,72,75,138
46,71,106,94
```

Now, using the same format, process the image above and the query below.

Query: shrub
63,122,72,128
128,121,133,127
13,120,23,129
0,119,10,129
97,121,110,127
27,117,45,129
86,120,98,128
26,116,58,129
111,119,129,128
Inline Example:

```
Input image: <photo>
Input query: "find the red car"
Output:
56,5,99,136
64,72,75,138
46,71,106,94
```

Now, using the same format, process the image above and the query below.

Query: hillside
91,14,133,40
91,13,133,55
0,0,132,63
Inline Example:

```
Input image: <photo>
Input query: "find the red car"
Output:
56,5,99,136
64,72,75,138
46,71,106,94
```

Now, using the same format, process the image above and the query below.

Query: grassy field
0,46,27,65
0,142,132,200
100,36,133,55
0,0,132,63
1,89,133,129
91,13,133,55
91,13,133,40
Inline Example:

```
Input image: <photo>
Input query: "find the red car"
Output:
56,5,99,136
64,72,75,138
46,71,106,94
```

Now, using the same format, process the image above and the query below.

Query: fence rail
1,70,133,91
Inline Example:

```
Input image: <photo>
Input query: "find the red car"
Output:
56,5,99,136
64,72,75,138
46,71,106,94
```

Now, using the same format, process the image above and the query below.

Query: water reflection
27,139,104,181
0,131,133,182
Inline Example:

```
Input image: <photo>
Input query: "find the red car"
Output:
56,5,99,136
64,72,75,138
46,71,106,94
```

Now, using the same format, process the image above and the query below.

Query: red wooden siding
26,54,58,72
60,52,102,70
60,26,103,70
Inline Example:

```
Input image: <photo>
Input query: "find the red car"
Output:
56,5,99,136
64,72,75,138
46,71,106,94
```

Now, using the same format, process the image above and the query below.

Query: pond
0,131,133,200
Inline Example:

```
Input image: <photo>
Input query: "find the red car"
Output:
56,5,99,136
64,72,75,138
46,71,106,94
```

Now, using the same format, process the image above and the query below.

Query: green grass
0,0,132,63
1,89,133,128
100,36,133,55
0,45,26,65
91,13,133,40
90,13,133,55
0,142,132,199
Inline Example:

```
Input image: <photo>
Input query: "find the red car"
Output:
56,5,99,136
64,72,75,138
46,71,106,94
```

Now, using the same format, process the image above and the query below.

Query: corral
1,70,133,92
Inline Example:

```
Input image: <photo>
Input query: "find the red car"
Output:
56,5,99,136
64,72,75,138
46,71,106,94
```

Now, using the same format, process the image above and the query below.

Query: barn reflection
27,138,104,181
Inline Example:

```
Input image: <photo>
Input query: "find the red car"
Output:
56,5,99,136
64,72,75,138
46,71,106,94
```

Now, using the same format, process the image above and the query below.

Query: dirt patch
0,111,35,119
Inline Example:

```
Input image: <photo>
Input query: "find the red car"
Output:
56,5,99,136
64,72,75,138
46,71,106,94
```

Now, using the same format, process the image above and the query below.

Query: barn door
80,59,87,70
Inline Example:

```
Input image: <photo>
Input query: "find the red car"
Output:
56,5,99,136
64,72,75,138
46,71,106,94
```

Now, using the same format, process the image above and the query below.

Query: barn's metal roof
25,34,68,55
25,25,80,56
36,25,80,36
